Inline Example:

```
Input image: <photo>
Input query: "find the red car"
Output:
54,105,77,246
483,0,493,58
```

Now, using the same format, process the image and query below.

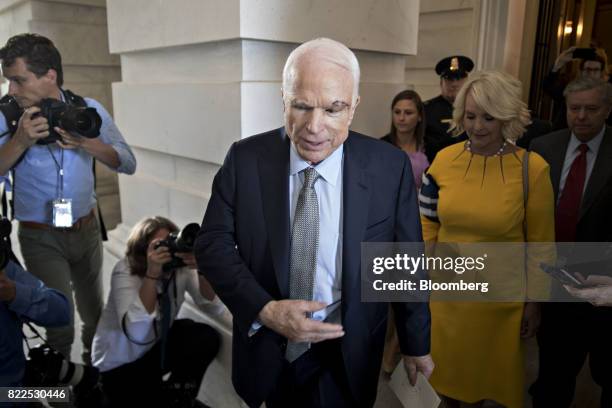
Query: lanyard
46,146,64,198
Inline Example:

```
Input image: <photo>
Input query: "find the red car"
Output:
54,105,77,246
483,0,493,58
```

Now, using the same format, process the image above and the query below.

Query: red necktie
556,143,588,242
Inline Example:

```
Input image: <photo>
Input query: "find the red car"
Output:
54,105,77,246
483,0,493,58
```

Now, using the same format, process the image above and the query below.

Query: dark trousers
101,319,219,407
530,303,612,408
266,339,358,408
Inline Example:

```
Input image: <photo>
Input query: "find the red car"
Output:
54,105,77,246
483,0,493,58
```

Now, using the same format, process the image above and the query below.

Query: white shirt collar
289,141,344,187
569,124,606,153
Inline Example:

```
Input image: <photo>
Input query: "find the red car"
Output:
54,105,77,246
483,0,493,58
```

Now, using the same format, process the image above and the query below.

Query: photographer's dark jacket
0,260,69,386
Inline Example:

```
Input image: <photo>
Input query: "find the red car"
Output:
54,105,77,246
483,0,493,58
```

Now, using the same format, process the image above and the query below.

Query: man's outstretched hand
258,300,344,343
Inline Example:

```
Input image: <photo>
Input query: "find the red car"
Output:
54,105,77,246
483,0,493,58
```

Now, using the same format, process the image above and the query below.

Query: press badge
52,198,73,227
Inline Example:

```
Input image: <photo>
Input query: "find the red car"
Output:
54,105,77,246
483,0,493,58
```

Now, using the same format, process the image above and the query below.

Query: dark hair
126,216,179,277
388,90,426,150
0,33,63,86
579,53,606,72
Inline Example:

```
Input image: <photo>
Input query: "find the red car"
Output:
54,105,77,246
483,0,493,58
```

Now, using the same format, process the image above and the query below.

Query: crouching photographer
92,217,224,407
0,216,70,387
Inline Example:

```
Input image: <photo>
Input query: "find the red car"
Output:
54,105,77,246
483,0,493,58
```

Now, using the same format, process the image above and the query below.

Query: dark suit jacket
195,128,431,407
530,126,612,241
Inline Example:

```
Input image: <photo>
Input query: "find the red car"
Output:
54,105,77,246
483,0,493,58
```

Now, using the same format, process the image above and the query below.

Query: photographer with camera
0,33,136,364
0,216,70,387
92,217,223,407
543,46,611,130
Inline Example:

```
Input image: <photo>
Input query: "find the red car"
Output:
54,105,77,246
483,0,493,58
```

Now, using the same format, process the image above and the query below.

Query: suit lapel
549,131,571,201
258,128,291,298
580,127,612,220
341,134,370,311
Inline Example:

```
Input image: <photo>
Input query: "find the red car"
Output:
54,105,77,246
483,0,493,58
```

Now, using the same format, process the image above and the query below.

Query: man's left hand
55,127,85,150
55,126,122,169
402,354,434,386
0,269,16,303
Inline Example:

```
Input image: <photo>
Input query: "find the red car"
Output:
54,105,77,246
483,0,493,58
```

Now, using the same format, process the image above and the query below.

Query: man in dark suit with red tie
529,77,612,407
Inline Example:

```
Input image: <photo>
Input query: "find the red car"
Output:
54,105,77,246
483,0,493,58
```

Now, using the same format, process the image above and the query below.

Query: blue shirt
289,142,343,322
0,260,70,386
0,96,136,224
250,142,344,335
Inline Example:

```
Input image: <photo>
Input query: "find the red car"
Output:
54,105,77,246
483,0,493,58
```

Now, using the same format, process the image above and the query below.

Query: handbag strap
522,150,530,238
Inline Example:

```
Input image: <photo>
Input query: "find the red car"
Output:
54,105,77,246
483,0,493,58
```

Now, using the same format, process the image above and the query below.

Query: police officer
424,55,474,162
0,34,136,364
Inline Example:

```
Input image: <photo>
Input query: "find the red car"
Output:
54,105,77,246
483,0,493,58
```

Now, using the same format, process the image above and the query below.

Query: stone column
0,0,122,229
106,1,419,405
404,0,540,102
405,0,482,100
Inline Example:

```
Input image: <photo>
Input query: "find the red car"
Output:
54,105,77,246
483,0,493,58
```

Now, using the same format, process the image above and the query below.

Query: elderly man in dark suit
529,77,612,407
195,38,433,408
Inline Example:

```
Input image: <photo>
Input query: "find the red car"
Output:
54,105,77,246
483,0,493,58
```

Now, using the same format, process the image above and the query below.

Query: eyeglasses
582,68,602,74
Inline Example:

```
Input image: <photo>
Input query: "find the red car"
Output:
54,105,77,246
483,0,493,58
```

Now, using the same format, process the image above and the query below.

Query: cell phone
573,47,597,60
540,263,584,287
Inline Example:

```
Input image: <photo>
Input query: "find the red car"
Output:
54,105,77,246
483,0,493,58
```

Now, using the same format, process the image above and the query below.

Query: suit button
280,341,287,351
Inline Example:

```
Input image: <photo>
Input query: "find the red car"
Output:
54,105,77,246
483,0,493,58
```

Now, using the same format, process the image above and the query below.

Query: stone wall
0,0,122,229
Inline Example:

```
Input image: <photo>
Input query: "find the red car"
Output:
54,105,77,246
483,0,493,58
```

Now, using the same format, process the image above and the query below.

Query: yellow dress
420,143,555,407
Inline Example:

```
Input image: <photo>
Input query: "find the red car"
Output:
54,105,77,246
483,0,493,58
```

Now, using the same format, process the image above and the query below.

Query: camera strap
21,320,51,355
46,145,64,199
121,312,158,346
1,177,9,219
1,168,16,220
159,271,177,371
120,270,177,348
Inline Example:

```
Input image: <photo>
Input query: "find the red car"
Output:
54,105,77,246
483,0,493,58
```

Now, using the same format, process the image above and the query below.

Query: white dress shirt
289,142,344,322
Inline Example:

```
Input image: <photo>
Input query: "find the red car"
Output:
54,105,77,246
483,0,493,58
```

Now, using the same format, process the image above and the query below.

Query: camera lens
175,223,200,252
61,107,102,138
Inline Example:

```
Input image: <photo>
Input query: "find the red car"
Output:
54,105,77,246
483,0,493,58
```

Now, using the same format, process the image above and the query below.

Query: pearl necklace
465,139,507,156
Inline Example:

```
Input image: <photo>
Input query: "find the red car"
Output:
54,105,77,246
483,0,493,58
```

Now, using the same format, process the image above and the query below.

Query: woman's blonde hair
450,70,531,144
125,216,179,277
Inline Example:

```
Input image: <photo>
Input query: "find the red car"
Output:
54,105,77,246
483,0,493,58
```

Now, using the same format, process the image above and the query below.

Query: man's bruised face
283,59,359,164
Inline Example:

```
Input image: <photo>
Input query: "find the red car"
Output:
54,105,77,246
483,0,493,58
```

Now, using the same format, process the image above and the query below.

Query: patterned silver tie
286,167,320,362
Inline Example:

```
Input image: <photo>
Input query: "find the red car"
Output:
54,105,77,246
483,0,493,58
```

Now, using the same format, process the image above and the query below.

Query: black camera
0,96,102,145
154,223,200,271
34,98,102,145
573,47,597,60
0,216,12,270
23,344,100,395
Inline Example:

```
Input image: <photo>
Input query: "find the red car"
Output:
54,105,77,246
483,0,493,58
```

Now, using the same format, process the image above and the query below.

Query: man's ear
44,68,58,86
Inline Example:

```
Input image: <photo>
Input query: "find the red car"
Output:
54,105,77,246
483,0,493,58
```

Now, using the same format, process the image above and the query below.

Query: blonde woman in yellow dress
418,71,555,407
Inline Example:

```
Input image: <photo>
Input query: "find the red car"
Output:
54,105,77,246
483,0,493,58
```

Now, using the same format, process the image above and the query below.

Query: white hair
450,70,531,143
282,37,360,104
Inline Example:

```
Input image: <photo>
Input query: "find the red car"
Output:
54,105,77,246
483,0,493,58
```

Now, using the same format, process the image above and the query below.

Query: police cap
435,55,474,80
